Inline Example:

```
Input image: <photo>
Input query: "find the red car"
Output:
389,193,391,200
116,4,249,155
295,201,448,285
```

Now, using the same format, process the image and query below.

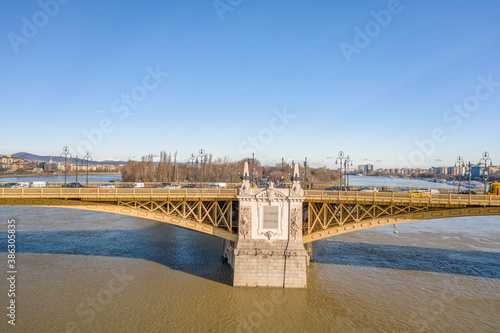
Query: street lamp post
189,153,195,184
344,155,352,188
479,151,493,194
75,156,79,184
303,157,308,189
84,151,92,188
251,152,255,186
198,149,205,187
195,157,199,186
336,151,346,189
467,161,472,192
281,157,285,185
455,156,464,193
60,146,71,185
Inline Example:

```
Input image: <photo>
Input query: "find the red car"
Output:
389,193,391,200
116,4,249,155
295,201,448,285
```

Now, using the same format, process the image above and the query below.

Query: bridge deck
0,188,499,207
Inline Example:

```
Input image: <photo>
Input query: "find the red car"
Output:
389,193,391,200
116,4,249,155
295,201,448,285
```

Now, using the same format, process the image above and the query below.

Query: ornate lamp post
479,151,493,194
303,157,308,189
84,151,92,188
344,155,352,188
281,157,285,184
60,146,72,185
455,156,464,193
197,149,206,187
336,151,346,189
188,153,195,184
75,155,79,184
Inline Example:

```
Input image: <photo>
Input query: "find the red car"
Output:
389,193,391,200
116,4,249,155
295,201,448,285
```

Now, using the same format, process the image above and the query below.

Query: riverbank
0,172,121,179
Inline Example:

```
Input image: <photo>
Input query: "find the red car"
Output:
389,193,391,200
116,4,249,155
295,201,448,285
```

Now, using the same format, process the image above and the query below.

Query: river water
0,176,499,332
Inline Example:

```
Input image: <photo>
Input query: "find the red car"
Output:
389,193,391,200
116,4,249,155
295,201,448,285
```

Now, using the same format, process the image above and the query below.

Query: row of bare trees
121,152,341,185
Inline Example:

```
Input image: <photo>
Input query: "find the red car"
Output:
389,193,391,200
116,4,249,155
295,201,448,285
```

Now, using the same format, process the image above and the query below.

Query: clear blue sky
1,0,499,168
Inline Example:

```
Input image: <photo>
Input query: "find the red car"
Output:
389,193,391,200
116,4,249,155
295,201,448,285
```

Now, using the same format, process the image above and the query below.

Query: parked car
169,184,181,189
324,186,341,191
2,182,21,188
181,184,196,188
98,184,115,188
358,187,378,192
62,182,85,188
208,182,228,189
29,181,47,188
324,186,349,191
458,189,476,195
153,183,172,188
409,188,437,198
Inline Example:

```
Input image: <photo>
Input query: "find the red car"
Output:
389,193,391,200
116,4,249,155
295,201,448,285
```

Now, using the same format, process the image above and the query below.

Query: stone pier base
227,239,308,288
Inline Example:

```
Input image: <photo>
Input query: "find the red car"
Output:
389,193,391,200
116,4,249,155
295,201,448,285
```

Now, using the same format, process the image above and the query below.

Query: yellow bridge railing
304,190,500,206
0,187,238,199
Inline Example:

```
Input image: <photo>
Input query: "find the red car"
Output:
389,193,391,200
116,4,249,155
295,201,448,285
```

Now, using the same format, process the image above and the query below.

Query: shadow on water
0,223,234,286
313,240,500,279
2,224,499,283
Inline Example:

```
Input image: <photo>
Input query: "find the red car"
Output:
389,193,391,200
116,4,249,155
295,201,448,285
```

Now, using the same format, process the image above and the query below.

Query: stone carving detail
240,182,251,195
264,230,276,240
291,183,301,195
290,162,302,195
239,207,251,239
266,184,275,204
239,161,251,195
290,208,301,239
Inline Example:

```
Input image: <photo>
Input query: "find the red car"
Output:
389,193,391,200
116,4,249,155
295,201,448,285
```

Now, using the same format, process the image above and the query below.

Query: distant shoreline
0,172,121,179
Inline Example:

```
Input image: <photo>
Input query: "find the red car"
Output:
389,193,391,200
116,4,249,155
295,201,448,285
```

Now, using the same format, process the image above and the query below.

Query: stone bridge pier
223,162,309,288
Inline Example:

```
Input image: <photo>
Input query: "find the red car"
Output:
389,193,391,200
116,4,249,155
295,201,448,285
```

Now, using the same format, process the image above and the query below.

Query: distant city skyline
1,1,499,168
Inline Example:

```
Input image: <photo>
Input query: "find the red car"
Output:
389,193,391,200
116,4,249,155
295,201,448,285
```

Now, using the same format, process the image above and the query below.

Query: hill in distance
11,152,127,165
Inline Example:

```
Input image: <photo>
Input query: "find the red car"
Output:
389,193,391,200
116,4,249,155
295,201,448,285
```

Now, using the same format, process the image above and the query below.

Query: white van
210,182,228,189
133,182,144,188
29,181,47,188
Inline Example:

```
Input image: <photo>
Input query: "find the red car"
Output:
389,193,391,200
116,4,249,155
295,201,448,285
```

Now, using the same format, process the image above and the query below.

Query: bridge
1,163,499,288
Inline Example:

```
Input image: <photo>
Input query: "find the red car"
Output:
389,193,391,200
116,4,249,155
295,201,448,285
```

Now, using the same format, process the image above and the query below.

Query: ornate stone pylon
224,161,308,288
